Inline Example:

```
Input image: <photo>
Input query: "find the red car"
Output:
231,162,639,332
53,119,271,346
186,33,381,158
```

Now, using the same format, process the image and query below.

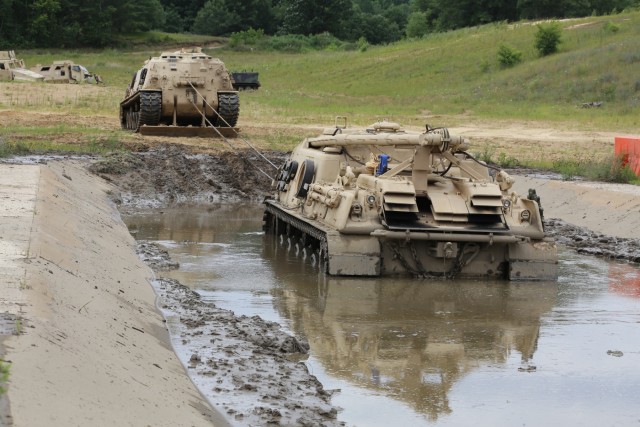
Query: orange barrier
614,136,640,176
609,262,640,299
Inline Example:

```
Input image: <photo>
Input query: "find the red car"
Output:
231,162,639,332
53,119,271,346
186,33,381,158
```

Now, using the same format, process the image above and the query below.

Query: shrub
229,28,265,48
497,44,523,68
534,23,562,56
602,21,620,34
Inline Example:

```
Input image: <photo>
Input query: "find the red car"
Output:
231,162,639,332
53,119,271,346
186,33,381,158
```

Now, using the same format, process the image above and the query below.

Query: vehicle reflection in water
123,205,640,427
262,233,557,422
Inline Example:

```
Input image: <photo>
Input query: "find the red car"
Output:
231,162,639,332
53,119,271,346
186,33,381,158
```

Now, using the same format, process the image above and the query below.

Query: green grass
216,13,640,130
10,11,640,129
0,360,9,395
482,149,639,184
0,126,129,156
3,11,640,179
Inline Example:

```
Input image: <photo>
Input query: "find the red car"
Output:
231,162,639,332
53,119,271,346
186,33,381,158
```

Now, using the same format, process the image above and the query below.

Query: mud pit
97,144,640,262
106,144,640,425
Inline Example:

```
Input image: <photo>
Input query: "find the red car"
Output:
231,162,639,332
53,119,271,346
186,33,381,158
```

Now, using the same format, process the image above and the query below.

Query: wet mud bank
89,143,285,210
138,243,341,426
544,218,640,263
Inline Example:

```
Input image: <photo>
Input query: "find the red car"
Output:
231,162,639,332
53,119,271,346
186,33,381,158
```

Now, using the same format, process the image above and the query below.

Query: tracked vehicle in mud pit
264,119,558,280
120,48,239,137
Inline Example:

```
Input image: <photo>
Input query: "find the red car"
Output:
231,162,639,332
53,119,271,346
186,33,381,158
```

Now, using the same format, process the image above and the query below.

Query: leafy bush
229,28,265,48
534,23,562,56
497,152,520,168
227,32,361,53
497,44,523,68
602,21,620,33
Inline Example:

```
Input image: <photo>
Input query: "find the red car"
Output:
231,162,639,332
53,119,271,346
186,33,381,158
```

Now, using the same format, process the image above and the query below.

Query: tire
217,93,240,127
295,159,315,199
137,91,162,131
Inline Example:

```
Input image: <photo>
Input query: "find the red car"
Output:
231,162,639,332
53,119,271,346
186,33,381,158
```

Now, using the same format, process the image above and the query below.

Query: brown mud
89,143,286,210
138,242,340,426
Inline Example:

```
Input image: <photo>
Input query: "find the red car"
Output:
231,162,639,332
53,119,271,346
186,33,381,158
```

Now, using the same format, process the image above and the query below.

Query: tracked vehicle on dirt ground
264,119,557,280
120,48,239,137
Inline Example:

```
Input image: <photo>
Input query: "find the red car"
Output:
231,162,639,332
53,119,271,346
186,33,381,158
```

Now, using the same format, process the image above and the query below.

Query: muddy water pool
124,204,640,427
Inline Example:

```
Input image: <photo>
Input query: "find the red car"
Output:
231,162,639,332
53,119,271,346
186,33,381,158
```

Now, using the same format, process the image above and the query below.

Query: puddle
124,204,640,426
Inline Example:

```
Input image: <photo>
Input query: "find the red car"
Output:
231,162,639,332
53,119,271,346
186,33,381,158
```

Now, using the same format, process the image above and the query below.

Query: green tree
279,0,352,36
29,0,62,46
406,11,429,37
193,0,240,35
359,14,401,44
534,22,562,56
193,0,273,36
162,5,186,32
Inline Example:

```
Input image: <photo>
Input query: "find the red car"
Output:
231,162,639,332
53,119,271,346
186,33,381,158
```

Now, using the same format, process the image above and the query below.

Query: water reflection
123,205,640,427
609,262,640,298
263,236,557,421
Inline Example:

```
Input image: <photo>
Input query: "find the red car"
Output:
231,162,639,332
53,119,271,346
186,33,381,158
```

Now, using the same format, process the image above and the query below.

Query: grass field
3,10,638,128
1,11,639,181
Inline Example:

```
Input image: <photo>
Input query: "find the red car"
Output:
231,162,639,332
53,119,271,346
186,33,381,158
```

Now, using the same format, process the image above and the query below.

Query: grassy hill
222,12,640,130
5,11,640,131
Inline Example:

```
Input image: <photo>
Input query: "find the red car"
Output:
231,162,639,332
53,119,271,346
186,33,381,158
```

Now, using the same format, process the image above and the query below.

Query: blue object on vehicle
376,154,389,176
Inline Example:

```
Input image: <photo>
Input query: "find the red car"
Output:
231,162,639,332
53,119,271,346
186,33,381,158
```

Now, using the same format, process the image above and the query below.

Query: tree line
0,0,638,48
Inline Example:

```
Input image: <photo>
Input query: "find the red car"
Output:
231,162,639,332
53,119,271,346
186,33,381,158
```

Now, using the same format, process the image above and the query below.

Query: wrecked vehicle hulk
263,119,557,280
30,61,97,83
0,51,44,82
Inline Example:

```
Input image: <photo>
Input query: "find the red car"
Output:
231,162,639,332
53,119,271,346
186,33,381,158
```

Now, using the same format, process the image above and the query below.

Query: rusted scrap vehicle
264,119,557,279
30,61,97,84
120,48,239,137
0,51,44,82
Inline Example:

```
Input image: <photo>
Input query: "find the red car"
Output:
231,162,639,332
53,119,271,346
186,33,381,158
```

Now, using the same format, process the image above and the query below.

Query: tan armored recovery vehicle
0,51,45,82
264,119,558,280
120,48,239,137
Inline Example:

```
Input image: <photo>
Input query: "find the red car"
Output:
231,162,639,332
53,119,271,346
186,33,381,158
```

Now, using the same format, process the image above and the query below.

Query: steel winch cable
185,95,274,180
187,82,278,174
